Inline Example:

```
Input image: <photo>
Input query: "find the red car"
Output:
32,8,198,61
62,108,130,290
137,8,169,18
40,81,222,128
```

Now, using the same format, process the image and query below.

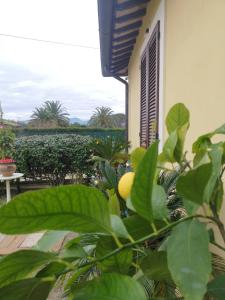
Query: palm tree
30,101,69,127
88,106,115,128
31,107,50,121
44,100,69,126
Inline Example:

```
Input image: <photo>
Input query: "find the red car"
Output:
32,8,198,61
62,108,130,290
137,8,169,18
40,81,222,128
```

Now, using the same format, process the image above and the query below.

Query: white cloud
0,0,125,120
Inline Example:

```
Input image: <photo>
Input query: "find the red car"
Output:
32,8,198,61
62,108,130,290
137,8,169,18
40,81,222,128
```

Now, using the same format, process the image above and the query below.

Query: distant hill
70,117,88,125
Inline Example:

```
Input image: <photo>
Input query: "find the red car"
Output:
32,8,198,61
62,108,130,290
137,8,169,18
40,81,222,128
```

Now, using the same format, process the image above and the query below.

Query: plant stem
210,202,225,244
58,214,218,278
78,214,211,269
111,232,123,248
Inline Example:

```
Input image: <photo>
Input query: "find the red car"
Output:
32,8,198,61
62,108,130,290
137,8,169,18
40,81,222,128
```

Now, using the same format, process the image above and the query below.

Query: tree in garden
30,100,69,128
88,106,115,128
0,103,224,299
44,100,69,126
112,113,126,128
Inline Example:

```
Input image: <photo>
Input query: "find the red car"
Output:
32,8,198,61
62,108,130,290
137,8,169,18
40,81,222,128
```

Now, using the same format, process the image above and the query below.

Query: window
140,21,160,147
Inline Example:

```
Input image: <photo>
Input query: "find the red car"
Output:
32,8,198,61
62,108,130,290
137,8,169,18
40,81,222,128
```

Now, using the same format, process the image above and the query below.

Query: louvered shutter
140,51,148,147
140,21,160,147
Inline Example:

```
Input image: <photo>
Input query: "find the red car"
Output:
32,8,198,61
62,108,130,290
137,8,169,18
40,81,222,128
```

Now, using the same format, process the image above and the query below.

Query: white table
0,173,24,202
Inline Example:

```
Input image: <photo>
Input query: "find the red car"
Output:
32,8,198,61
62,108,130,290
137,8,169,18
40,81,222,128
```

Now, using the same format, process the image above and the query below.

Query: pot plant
0,128,16,177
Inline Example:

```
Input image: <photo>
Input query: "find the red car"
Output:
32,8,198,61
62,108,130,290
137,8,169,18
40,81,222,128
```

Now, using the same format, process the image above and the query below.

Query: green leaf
36,261,66,278
176,163,212,204
123,215,152,240
60,243,87,259
70,273,147,300
174,122,189,162
183,199,200,215
207,274,225,300
107,189,120,216
130,147,146,171
166,103,190,134
0,250,55,288
0,185,112,234
162,131,178,163
141,251,171,281
193,149,210,168
152,185,168,220
103,161,118,190
0,278,53,300
167,219,211,300
215,180,224,212
214,123,225,134
110,215,130,239
126,197,136,212
193,123,225,154
35,230,69,251
96,237,132,274
131,141,159,222
204,144,224,203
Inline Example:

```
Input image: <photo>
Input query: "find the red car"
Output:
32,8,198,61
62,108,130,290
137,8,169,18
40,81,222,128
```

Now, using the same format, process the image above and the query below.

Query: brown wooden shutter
140,50,148,147
140,21,160,147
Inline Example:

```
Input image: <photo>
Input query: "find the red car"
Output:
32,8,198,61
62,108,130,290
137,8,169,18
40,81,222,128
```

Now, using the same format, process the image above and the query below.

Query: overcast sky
0,0,125,121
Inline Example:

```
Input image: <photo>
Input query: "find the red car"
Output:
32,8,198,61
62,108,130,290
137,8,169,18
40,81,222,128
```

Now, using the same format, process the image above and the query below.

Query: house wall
165,0,225,152
165,0,225,235
128,0,225,150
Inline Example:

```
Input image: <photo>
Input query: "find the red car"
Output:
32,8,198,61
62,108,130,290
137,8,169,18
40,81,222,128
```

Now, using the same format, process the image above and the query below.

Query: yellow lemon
118,172,135,200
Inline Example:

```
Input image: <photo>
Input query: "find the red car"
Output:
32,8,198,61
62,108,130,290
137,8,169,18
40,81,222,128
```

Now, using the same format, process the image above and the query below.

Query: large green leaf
60,243,87,259
193,123,225,154
152,185,168,220
104,161,118,190
71,273,147,300
176,163,212,204
162,131,178,163
96,237,132,274
0,185,111,234
36,261,66,278
0,250,55,288
0,278,53,300
131,141,159,222
130,147,146,171
35,230,69,251
207,274,225,300
167,219,211,300
174,122,189,162
107,189,120,216
166,103,190,134
110,215,130,239
141,251,171,281
123,215,152,240
204,144,224,203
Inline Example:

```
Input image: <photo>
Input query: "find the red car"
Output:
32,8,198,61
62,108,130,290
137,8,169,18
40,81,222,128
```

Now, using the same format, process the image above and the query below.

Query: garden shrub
14,134,93,185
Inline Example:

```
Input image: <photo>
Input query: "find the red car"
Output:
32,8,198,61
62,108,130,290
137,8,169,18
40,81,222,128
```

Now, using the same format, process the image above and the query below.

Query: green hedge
14,127,125,140
14,134,93,185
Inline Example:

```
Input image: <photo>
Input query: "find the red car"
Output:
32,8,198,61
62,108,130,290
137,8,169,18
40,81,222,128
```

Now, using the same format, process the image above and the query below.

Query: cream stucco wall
165,0,225,151
128,0,225,151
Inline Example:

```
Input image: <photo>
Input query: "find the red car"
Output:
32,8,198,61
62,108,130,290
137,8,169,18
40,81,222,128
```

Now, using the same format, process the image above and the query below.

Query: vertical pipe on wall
114,76,129,152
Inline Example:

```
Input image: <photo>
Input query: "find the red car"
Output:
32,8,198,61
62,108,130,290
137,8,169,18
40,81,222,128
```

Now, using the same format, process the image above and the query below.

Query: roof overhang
97,0,149,77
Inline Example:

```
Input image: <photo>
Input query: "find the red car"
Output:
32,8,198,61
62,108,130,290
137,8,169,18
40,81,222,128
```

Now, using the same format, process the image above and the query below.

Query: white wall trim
140,0,165,151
